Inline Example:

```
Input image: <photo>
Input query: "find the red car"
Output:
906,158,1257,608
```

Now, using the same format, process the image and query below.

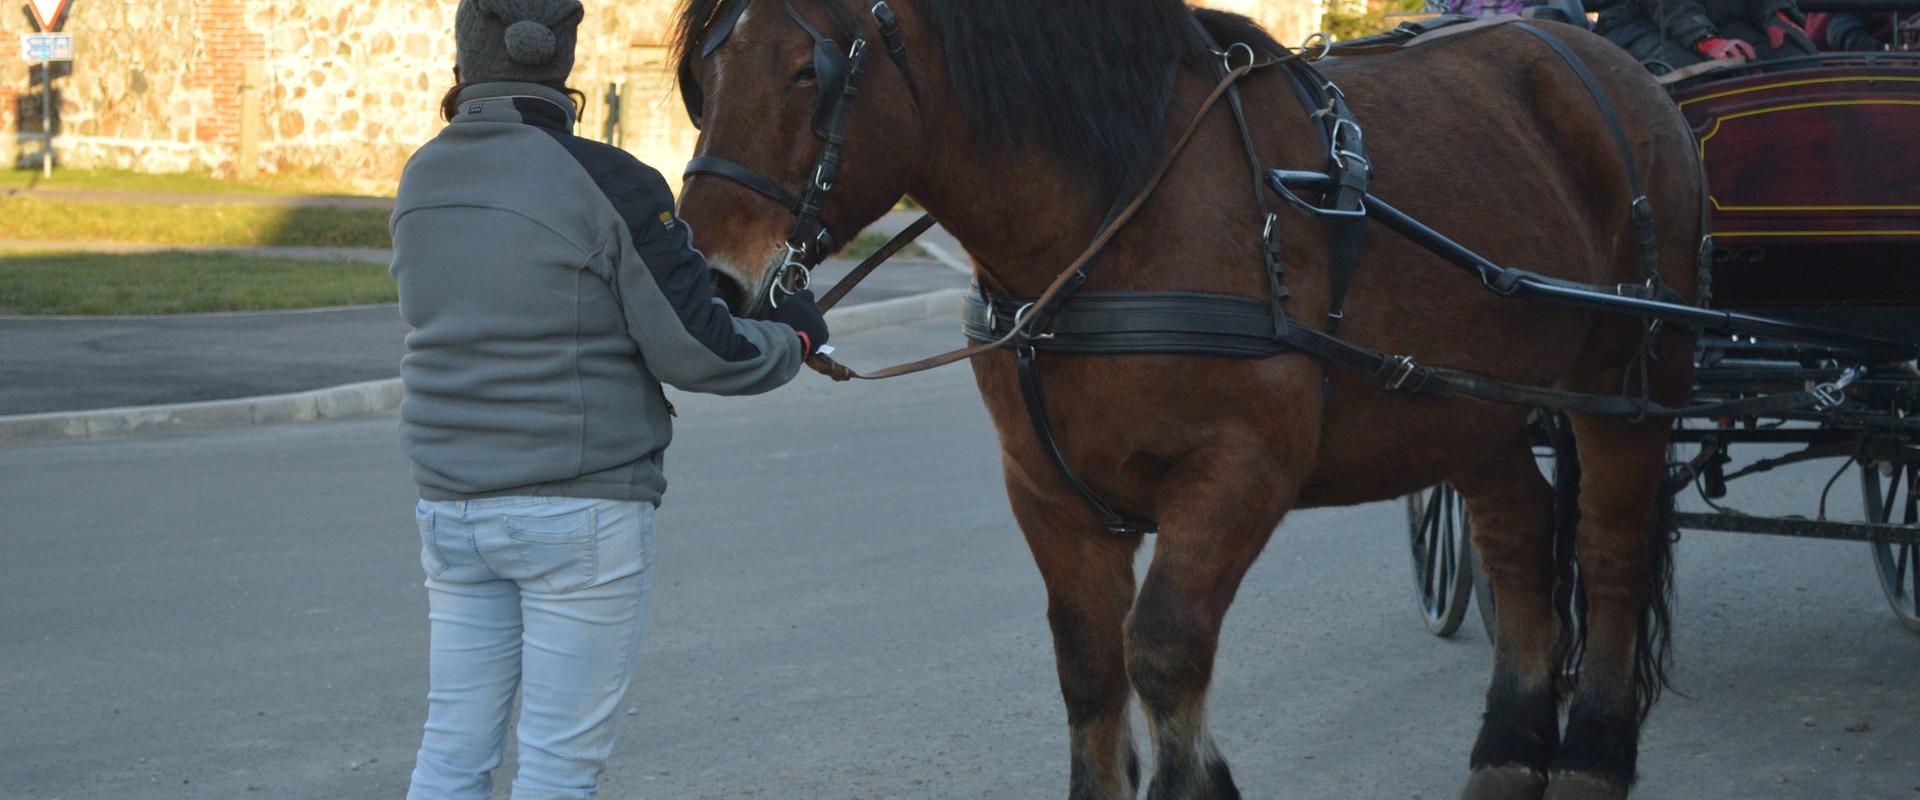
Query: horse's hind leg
1127,446,1295,800
1543,413,1674,800
1454,431,1562,800
1006,469,1145,800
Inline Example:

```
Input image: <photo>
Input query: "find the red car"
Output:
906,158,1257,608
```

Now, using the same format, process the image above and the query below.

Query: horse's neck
909,145,1115,296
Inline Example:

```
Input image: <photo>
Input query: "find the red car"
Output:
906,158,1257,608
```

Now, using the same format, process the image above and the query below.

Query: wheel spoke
1424,494,1443,604
1897,543,1912,597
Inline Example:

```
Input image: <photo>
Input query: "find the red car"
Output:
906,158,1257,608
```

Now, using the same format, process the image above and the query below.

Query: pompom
504,20,557,65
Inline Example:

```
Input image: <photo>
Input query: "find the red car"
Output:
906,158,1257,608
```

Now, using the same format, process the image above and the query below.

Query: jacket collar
451,82,576,132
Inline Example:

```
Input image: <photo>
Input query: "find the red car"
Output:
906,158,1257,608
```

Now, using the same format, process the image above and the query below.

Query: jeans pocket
503,505,598,593
417,506,449,578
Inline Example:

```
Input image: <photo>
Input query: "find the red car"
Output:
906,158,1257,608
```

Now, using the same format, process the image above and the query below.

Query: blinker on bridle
679,0,920,313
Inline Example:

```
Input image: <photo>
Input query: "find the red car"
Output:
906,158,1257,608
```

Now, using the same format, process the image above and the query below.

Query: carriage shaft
1264,170,1920,363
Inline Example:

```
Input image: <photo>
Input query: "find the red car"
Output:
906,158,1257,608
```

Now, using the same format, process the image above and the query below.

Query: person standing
388,1,829,797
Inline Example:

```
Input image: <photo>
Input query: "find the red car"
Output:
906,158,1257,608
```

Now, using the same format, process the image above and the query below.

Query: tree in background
1322,0,1427,39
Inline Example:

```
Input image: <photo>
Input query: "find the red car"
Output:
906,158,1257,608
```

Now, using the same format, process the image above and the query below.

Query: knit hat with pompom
455,0,584,86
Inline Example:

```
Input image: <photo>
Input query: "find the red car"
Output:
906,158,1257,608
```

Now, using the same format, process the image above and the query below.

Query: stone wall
2,0,1322,193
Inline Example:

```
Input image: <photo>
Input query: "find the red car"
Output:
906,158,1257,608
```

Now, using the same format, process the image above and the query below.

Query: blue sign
21,33,75,62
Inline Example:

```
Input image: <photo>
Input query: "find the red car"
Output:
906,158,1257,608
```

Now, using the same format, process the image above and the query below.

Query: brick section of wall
193,0,266,144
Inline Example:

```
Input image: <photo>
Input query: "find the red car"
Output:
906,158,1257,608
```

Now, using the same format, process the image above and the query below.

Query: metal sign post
19,33,73,176
24,0,77,177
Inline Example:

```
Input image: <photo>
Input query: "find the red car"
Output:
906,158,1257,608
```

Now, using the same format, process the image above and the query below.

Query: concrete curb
0,288,967,446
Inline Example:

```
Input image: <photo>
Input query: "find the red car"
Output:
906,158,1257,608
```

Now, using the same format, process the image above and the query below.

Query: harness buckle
1329,117,1364,167
1810,367,1861,412
1383,355,1422,391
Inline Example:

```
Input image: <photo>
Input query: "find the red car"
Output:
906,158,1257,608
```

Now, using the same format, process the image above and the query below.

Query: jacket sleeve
1639,0,1716,45
612,169,803,396
1753,0,1803,27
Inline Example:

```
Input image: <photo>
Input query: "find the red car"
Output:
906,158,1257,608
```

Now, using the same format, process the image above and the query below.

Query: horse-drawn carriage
1406,1,1920,638
674,1,1917,794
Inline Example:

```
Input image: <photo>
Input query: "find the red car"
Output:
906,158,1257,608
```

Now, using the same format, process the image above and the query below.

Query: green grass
840,231,930,262
0,197,392,248
0,251,395,315
0,167,388,197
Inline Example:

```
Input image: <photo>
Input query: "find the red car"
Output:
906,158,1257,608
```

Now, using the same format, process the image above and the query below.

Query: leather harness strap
802,56,1287,383
1510,22,1660,289
683,156,803,213
965,282,1863,422
870,1,922,106
1194,24,1289,334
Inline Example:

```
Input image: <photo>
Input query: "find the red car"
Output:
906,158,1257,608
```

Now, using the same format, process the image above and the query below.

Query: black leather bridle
678,0,919,314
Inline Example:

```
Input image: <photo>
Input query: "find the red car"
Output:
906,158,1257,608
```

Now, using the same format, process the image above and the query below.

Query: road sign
27,0,75,31
21,33,74,61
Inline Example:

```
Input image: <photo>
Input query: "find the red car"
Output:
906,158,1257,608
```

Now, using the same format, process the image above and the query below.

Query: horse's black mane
671,0,1283,206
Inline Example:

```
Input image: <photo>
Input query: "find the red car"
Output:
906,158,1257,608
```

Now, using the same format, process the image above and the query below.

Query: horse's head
673,0,927,316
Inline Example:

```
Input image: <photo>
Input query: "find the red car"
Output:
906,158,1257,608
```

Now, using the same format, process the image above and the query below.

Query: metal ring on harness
1220,42,1255,73
1300,32,1332,62
1013,302,1056,341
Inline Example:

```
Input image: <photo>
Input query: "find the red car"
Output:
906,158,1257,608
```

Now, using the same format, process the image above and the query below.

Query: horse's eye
793,66,817,86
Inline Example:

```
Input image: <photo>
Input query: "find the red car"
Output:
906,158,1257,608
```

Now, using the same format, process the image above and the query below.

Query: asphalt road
0,257,963,415
1,317,1915,799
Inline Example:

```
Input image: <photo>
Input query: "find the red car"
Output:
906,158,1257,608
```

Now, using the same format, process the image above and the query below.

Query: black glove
771,289,830,354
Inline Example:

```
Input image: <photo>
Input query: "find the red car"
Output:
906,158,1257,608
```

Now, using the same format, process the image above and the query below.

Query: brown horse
671,2,1701,798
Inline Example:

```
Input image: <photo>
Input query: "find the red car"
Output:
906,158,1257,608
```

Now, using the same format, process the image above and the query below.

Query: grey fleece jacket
390,82,802,504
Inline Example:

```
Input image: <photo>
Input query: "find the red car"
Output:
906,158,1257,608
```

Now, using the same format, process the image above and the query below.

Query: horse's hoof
1542,771,1628,800
1458,766,1548,800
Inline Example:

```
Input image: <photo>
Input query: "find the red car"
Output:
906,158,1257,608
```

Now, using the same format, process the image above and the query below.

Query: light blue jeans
407,496,655,800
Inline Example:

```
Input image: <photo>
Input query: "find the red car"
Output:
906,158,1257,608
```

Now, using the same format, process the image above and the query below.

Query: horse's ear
702,0,751,58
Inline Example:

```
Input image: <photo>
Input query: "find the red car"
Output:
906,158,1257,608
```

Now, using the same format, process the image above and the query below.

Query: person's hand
770,289,830,354
1696,36,1757,61
1764,11,1813,51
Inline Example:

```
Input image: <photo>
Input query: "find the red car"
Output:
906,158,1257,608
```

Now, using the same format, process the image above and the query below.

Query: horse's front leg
1006,460,1145,800
1127,445,1296,800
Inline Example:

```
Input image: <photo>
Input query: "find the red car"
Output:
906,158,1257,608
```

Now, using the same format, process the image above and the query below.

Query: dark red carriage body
1672,55,1920,312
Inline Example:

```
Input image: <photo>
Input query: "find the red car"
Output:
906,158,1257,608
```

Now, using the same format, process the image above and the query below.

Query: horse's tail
1549,416,1584,697
1549,420,1678,720
1634,467,1680,719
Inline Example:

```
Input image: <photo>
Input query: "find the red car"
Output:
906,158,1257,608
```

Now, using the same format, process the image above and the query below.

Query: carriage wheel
1860,461,1920,633
1407,484,1478,637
